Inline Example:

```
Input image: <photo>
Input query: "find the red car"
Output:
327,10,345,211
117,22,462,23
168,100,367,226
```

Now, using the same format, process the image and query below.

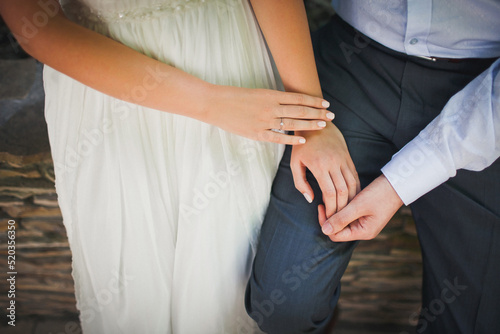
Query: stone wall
0,51,79,327
0,153,78,319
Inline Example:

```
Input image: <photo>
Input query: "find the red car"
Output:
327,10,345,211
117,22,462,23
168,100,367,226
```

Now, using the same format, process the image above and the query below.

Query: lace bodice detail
61,0,239,23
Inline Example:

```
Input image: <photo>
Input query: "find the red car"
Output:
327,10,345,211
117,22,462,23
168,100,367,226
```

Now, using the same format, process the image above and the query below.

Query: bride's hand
203,85,334,145
291,122,360,215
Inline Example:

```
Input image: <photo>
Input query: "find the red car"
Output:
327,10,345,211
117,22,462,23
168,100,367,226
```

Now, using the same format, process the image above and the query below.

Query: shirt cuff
381,137,451,205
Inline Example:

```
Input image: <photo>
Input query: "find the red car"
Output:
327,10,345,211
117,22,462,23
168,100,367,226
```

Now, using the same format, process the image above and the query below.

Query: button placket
404,0,433,56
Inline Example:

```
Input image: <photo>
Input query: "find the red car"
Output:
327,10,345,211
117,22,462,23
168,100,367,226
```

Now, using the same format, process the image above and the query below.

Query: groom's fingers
321,199,361,236
291,159,314,204
328,223,357,242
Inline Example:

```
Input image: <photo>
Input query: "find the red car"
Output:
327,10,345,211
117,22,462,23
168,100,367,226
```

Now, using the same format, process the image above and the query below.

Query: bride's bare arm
250,0,322,97
251,0,361,214
0,0,333,145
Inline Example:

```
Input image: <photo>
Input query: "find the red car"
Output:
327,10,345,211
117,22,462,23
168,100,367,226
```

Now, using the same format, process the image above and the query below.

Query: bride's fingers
257,131,307,145
273,118,327,131
330,170,349,212
341,164,360,202
276,91,330,110
274,105,335,122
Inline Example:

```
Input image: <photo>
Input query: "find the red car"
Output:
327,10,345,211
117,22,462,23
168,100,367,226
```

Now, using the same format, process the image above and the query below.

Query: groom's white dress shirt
332,0,500,204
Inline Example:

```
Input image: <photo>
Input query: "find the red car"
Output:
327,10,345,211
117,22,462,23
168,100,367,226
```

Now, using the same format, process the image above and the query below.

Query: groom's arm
251,0,361,216
321,59,500,241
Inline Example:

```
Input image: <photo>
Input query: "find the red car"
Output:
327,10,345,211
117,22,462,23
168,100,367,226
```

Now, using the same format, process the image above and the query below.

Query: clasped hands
291,122,404,242
205,85,403,241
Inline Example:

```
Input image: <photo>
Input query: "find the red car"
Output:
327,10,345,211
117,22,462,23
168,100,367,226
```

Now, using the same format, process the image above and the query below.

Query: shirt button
409,38,419,45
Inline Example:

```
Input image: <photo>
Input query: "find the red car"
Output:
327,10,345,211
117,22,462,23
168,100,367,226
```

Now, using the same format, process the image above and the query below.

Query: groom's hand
319,175,403,241
291,122,360,217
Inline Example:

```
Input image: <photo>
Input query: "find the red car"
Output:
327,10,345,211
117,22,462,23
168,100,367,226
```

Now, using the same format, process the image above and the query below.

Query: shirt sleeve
381,58,500,205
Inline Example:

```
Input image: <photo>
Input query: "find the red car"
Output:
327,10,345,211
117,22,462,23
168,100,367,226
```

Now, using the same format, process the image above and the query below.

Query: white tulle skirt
43,0,283,333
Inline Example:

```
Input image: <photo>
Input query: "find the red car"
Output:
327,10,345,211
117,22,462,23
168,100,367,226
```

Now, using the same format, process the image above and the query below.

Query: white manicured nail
327,112,335,120
322,223,333,234
318,121,326,127
299,138,306,144
303,193,313,203
322,100,330,108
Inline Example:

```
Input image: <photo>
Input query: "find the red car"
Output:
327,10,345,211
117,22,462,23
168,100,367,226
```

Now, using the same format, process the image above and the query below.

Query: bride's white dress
43,0,283,333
